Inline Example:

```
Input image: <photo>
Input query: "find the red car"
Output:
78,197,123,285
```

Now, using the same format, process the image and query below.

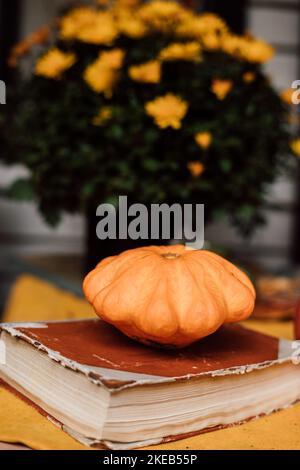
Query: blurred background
0,0,300,321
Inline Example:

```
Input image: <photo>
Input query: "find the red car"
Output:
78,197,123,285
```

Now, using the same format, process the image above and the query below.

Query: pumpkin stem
161,253,181,260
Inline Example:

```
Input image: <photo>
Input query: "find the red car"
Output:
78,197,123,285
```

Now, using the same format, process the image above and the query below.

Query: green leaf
7,179,36,201
109,125,124,140
237,205,256,222
144,129,158,144
103,195,120,207
44,211,61,227
212,208,226,220
82,182,96,198
143,159,161,172
219,160,232,173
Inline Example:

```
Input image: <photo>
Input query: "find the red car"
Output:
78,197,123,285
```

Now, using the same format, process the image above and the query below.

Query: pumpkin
83,246,256,348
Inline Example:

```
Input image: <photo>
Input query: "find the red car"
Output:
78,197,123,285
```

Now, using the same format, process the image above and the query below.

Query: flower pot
85,204,163,274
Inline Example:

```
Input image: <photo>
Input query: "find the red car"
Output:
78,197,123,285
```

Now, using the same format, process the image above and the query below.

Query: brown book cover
1,319,300,449
0,319,285,385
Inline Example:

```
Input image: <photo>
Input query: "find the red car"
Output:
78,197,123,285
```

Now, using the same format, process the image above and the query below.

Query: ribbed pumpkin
83,246,256,348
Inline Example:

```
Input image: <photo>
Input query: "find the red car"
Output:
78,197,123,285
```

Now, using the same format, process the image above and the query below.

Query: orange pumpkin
83,246,256,348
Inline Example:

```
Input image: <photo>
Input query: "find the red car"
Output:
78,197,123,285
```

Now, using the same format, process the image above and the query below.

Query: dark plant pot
85,205,163,274
84,199,210,274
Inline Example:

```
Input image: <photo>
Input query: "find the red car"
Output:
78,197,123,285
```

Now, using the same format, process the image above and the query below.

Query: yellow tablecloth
1,275,299,450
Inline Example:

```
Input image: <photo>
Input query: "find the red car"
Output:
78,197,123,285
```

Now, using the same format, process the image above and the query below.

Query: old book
0,319,300,450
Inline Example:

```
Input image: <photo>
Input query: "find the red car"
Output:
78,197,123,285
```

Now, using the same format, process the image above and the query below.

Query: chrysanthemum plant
0,0,294,233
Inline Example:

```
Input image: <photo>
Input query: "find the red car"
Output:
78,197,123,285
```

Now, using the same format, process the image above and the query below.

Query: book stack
0,319,300,449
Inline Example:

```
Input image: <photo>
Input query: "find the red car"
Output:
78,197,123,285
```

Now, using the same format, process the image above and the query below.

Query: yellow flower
35,48,76,79
60,8,118,45
177,13,227,41
223,34,274,64
60,7,99,40
291,139,300,157
201,33,221,50
84,64,117,97
29,25,51,46
129,60,161,84
117,14,147,39
243,71,256,83
114,0,141,8
159,42,201,62
211,79,233,100
145,93,188,129
97,0,111,5
222,34,245,57
77,12,119,45
139,1,189,32
99,49,125,69
281,88,294,105
195,132,213,150
84,49,124,96
188,162,205,178
242,38,274,63
92,107,113,126
9,26,50,67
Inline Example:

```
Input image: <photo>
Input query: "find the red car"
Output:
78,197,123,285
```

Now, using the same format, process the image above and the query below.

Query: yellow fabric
0,275,299,450
3,275,95,323
243,319,294,341
0,387,88,451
